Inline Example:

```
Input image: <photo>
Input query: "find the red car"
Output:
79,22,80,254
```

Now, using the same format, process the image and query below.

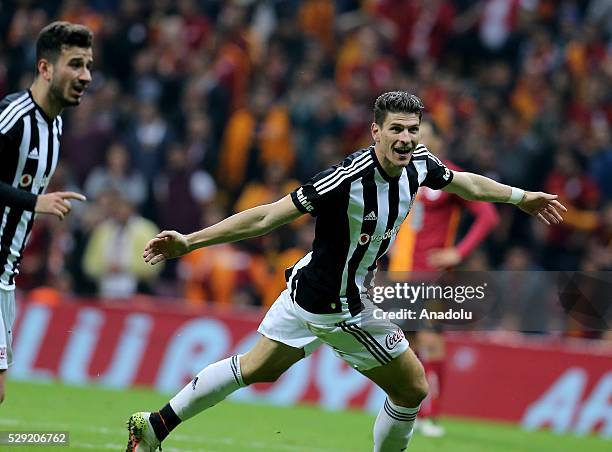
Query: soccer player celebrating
388,119,500,437
128,92,566,452
0,22,91,403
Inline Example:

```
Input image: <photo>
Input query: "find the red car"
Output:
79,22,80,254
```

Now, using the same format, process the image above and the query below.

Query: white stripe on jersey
49,118,60,187
0,92,29,126
397,170,412,222
318,155,373,195
412,159,429,185
314,151,371,192
33,111,50,192
0,100,34,134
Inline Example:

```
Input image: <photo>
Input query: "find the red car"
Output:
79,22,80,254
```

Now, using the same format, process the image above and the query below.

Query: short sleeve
291,149,372,216
291,166,337,216
421,151,454,189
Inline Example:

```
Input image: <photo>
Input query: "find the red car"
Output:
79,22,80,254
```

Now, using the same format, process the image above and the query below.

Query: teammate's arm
442,171,567,225
143,195,303,265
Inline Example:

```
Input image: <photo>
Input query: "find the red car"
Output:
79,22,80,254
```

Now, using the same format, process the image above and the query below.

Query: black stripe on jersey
405,162,420,199
0,129,22,185
345,170,378,315
368,177,399,271
338,322,389,365
0,208,26,279
17,116,39,193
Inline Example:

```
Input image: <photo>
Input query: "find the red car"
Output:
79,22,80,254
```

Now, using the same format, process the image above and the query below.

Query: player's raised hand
35,191,87,220
143,230,189,265
517,192,567,225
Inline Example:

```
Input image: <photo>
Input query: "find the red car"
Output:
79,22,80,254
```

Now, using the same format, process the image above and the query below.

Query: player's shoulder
310,146,375,192
0,90,34,136
0,90,30,115
411,144,433,160
339,146,374,168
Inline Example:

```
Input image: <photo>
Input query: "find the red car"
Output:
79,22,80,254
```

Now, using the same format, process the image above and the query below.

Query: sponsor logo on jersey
19,174,32,187
358,225,401,246
27,147,39,159
385,328,405,350
364,211,377,221
192,376,198,390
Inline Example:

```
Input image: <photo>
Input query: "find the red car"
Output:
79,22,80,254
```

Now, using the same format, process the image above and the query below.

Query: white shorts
258,289,409,371
0,288,16,370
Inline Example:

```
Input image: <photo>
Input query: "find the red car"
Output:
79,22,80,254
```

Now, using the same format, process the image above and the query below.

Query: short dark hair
36,21,93,64
373,91,425,125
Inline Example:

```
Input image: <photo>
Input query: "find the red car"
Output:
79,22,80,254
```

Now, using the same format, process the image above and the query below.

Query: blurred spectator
84,142,147,207
61,96,113,187
543,149,600,269
177,207,262,307
155,142,216,234
498,246,550,333
217,85,294,193
125,101,173,185
83,191,162,299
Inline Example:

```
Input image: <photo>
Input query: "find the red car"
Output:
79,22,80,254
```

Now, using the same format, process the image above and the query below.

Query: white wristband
508,187,525,204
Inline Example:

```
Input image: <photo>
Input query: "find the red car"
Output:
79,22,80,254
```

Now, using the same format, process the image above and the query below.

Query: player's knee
390,368,429,407
394,379,428,407
0,390,5,405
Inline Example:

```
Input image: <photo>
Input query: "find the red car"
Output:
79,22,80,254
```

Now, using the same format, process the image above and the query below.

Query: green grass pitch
2,379,609,451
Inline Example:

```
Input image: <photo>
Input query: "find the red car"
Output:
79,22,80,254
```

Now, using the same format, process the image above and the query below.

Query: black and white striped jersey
288,145,453,321
0,90,62,289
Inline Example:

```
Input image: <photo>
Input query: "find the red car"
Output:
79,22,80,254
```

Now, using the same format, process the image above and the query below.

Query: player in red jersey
388,119,500,436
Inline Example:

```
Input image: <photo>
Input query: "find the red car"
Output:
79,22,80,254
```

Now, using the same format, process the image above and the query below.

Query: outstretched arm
143,195,303,265
0,180,86,220
442,171,567,225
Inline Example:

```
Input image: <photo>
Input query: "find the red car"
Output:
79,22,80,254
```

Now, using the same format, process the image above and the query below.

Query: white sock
169,355,246,421
373,398,419,452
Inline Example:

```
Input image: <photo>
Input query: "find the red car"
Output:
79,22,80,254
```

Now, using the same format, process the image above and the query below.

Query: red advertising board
11,299,612,437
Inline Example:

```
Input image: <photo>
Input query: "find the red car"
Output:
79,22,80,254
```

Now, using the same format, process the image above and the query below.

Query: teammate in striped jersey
127,91,566,452
0,22,92,403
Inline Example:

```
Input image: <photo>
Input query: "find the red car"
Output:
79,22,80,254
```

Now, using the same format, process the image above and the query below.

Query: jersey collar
369,146,402,182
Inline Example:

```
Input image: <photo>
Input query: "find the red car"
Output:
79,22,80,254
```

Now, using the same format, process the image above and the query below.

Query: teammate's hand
143,230,189,265
517,192,567,225
427,247,462,270
35,191,86,220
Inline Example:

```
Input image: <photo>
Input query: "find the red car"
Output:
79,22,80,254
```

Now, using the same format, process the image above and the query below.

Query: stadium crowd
1,1,611,332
